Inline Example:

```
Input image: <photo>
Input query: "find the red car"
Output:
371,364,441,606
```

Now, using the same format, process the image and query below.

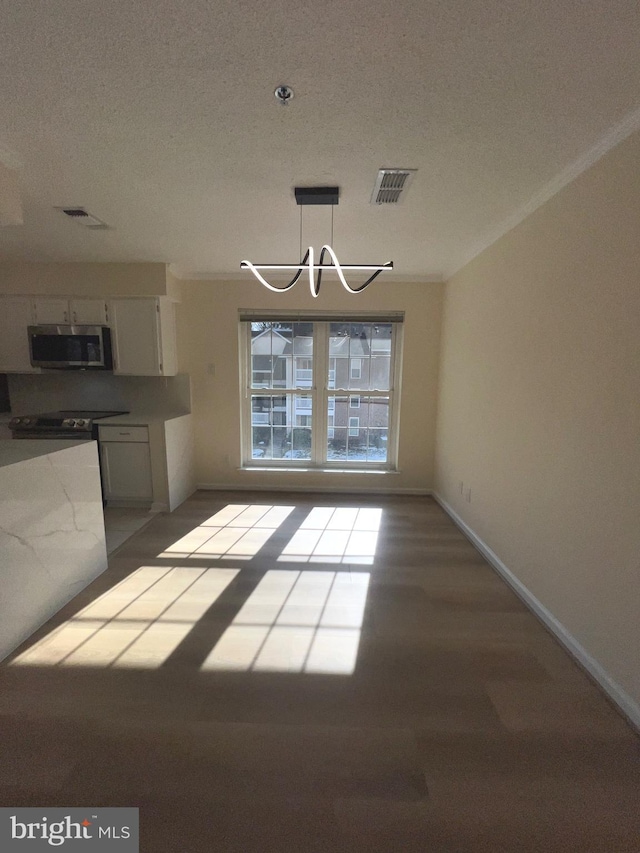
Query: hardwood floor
1,492,638,852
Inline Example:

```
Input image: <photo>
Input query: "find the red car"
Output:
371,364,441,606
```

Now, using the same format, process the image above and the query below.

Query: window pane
250,323,288,389
326,396,389,462
367,429,388,461
291,427,312,458
250,323,314,390
328,322,391,390
370,356,390,390
272,426,289,459
251,396,274,458
327,426,348,461
295,357,313,388
251,394,313,460
293,323,314,354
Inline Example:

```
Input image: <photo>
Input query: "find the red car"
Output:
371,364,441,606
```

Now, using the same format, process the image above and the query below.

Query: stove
9,410,129,440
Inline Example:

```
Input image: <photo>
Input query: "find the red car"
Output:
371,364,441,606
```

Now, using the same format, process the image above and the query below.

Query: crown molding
444,102,640,280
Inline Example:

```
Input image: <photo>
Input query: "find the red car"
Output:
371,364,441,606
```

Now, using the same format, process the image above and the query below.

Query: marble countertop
98,411,191,427
0,438,91,469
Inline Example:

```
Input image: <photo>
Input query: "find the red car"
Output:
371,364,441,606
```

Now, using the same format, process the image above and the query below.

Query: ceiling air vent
55,206,108,228
370,168,417,205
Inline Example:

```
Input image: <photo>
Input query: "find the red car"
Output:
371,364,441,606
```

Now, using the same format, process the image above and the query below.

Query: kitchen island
0,439,107,661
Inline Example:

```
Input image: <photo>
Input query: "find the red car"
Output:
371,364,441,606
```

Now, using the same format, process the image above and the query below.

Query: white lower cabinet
99,426,153,501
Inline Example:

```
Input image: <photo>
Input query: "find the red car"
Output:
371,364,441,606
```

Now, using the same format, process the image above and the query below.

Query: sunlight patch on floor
10,566,239,669
202,569,370,675
277,507,381,564
157,504,295,559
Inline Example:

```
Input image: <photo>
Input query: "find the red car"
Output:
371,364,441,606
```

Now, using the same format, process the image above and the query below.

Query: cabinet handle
72,311,77,323
118,431,131,436
64,311,68,323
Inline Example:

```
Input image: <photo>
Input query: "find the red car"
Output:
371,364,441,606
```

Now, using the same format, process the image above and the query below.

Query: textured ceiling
1,0,640,279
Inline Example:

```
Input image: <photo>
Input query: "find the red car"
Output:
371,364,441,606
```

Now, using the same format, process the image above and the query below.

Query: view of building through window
244,319,400,467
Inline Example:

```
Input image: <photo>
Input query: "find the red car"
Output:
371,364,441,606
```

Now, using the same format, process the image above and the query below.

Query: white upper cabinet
32,297,108,325
0,294,177,375
109,297,177,376
31,298,70,324
0,297,39,372
70,299,108,325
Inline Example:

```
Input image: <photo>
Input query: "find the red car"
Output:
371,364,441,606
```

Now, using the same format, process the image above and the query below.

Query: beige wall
0,261,168,296
435,130,640,716
176,278,443,493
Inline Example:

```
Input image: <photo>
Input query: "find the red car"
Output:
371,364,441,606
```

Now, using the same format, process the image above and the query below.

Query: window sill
239,466,400,474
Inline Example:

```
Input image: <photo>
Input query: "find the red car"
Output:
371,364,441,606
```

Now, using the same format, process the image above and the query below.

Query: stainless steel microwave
28,325,113,370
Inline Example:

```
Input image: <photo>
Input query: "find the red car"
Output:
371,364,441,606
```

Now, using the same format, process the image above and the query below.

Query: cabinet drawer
98,425,149,443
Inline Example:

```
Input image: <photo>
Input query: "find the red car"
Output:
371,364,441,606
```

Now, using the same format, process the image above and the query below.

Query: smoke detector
370,168,417,205
274,85,294,106
55,206,108,228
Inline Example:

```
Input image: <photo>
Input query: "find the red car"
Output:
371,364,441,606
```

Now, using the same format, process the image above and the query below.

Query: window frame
239,315,403,471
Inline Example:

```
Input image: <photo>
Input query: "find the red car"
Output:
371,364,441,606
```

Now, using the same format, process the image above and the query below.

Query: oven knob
77,419,88,426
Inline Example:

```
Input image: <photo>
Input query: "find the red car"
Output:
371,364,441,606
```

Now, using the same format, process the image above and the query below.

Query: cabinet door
157,297,178,376
101,441,153,500
109,298,161,375
0,297,38,372
70,299,108,325
32,298,70,324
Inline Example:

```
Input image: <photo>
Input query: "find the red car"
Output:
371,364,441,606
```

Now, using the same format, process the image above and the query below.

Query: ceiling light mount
241,185,394,297
295,186,339,206
274,85,294,106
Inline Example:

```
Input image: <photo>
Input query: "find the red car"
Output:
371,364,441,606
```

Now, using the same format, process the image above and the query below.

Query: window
241,316,402,469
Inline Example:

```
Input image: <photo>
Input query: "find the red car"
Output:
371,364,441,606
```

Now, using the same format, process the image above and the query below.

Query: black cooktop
10,410,130,429
48,410,129,419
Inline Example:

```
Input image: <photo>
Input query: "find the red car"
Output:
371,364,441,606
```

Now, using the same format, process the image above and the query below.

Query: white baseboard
196,482,431,496
433,492,640,733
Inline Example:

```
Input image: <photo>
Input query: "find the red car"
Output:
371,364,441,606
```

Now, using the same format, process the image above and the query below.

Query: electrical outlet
465,487,472,503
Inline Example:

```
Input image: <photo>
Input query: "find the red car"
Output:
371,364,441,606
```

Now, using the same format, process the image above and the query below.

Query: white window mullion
388,322,403,469
312,322,328,465
241,323,252,465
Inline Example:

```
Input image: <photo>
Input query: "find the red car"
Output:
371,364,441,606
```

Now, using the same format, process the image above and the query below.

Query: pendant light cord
299,205,303,260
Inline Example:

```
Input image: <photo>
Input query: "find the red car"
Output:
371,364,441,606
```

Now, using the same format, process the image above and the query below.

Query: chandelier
240,186,393,297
